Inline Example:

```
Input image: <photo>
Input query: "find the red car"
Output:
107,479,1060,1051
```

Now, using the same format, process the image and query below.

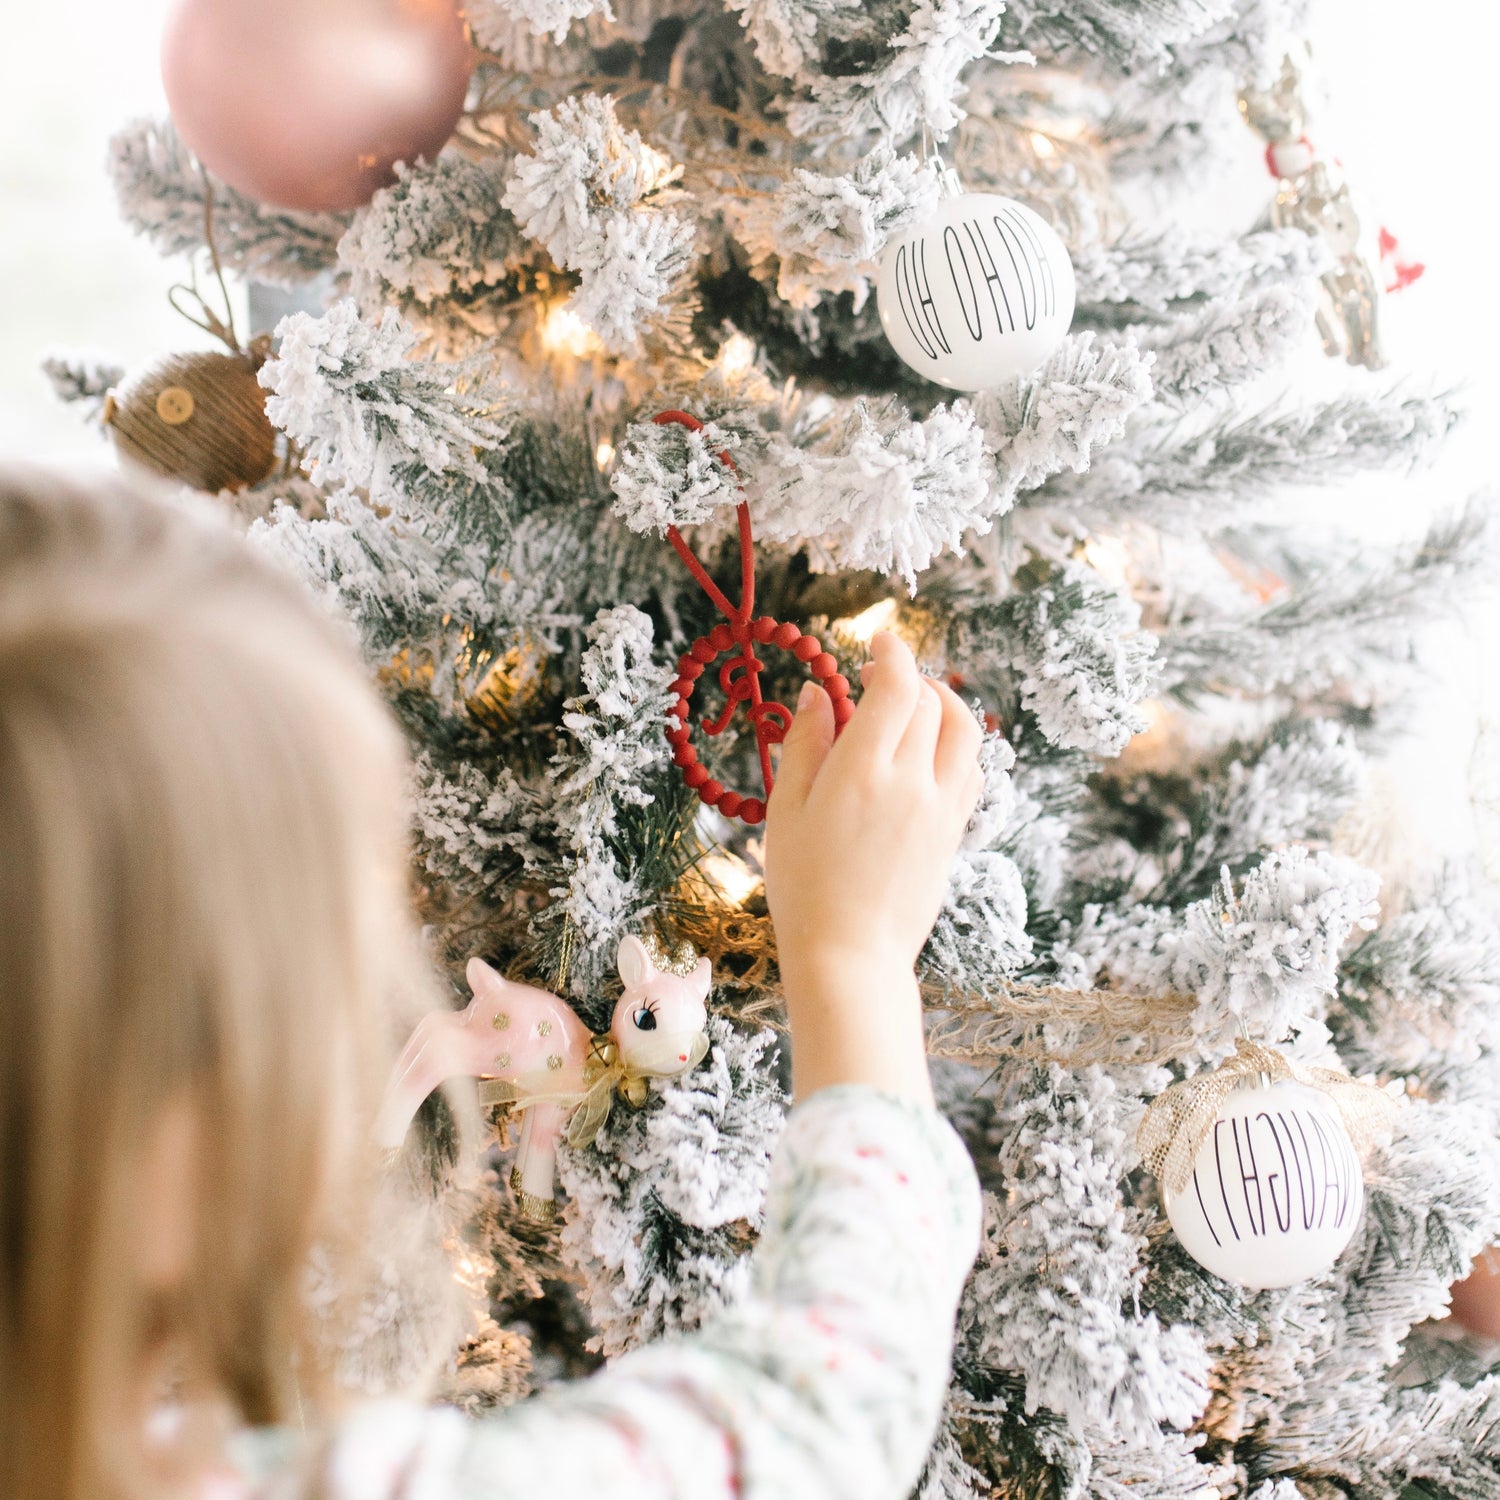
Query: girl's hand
764,631,983,1103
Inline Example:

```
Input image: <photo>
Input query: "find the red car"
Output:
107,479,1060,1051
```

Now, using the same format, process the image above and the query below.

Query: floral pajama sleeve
230,1085,982,1500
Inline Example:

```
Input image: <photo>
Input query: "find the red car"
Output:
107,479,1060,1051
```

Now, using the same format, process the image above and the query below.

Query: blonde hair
0,465,424,1500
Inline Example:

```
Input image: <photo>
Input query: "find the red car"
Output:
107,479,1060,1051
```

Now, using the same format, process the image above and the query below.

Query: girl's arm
237,634,984,1500
304,1086,979,1500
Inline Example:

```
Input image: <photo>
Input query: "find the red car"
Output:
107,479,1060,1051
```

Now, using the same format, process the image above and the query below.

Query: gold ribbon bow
1137,1037,1401,1194
478,1030,711,1149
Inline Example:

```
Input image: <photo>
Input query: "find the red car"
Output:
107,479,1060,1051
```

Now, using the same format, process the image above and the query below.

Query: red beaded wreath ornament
655,409,854,827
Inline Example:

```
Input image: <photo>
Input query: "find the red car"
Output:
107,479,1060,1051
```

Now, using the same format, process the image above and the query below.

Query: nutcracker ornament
1138,1038,1399,1290
374,934,712,1221
875,164,1076,391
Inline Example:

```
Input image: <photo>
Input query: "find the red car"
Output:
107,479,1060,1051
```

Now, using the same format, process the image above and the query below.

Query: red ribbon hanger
653,409,852,826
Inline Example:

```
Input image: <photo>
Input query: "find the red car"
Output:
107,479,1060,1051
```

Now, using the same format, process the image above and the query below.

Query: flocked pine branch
109,116,344,285
728,0,1018,140
471,0,616,43
973,332,1156,499
339,156,532,310
40,352,124,420
411,753,550,913
915,1421,988,1500
974,562,1160,756
261,299,517,549
1099,0,1307,180
1137,281,1317,407
725,145,942,312
995,747,1084,922
1337,863,1500,1102
995,0,1233,72
791,0,1017,140
537,604,679,997
609,414,744,535
1071,227,1328,322
1041,389,1463,534
557,1020,784,1356
1052,847,1381,1057
1160,500,1498,698
1219,1102,1500,1483
1375,1374,1500,1498
961,1063,1211,1445
251,487,574,705
503,93,697,353
749,395,994,587
1148,718,1366,905
924,731,1034,991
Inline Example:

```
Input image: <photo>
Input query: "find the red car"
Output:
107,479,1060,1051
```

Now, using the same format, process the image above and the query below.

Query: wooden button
155,386,195,425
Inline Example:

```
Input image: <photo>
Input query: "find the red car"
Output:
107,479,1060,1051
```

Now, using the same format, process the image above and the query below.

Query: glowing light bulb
839,598,900,643
1080,535,1131,589
595,439,615,470
718,332,756,380
699,851,762,907
1029,131,1056,158
540,303,601,358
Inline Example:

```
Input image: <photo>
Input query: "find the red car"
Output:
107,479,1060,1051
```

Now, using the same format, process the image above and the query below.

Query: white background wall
0,1,238,461
1,0,1497,860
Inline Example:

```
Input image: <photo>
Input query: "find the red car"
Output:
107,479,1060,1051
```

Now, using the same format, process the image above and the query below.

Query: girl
0,464,984,1500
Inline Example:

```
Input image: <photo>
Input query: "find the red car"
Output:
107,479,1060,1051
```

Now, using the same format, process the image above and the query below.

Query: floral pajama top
226,1086,982,1500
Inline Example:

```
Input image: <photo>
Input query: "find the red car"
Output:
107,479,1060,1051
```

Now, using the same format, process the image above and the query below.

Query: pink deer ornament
374,934,712,1220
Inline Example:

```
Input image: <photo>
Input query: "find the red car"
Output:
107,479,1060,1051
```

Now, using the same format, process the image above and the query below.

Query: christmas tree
80,0,1500,1492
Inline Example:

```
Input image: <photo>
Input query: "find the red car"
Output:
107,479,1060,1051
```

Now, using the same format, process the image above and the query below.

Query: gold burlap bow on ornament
478,1030,712,1149
1137,1037,1401,1194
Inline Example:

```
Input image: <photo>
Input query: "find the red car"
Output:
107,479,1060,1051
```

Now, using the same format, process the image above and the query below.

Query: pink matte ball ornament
161,0,474,213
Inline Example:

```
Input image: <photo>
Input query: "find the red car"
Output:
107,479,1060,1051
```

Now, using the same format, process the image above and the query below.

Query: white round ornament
1161,1079,1363,1290
876,188,1075,391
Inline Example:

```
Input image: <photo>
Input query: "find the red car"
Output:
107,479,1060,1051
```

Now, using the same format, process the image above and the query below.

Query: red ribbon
652,410,785,793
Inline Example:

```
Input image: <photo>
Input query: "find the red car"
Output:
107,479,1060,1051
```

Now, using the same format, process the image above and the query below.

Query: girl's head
0,465,421,1499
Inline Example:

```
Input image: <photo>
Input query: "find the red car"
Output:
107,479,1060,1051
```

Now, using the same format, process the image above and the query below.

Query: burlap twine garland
671,904,1401,1188
670,903,1205,1064
1136,1037,1402,1194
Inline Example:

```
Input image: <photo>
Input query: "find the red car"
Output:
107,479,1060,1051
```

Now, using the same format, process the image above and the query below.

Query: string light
595,439,615,470
1080,535,1131,589
838,598,900,643
718,332,756,380
539,303,601,358
698,851,762,907
1119,697,1175,766
1029,131,1056,158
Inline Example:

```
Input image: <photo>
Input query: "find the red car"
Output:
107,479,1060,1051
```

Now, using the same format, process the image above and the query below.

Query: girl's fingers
932,677,984,790
770,681,836,811
840,631,922,762
896,677,943,771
